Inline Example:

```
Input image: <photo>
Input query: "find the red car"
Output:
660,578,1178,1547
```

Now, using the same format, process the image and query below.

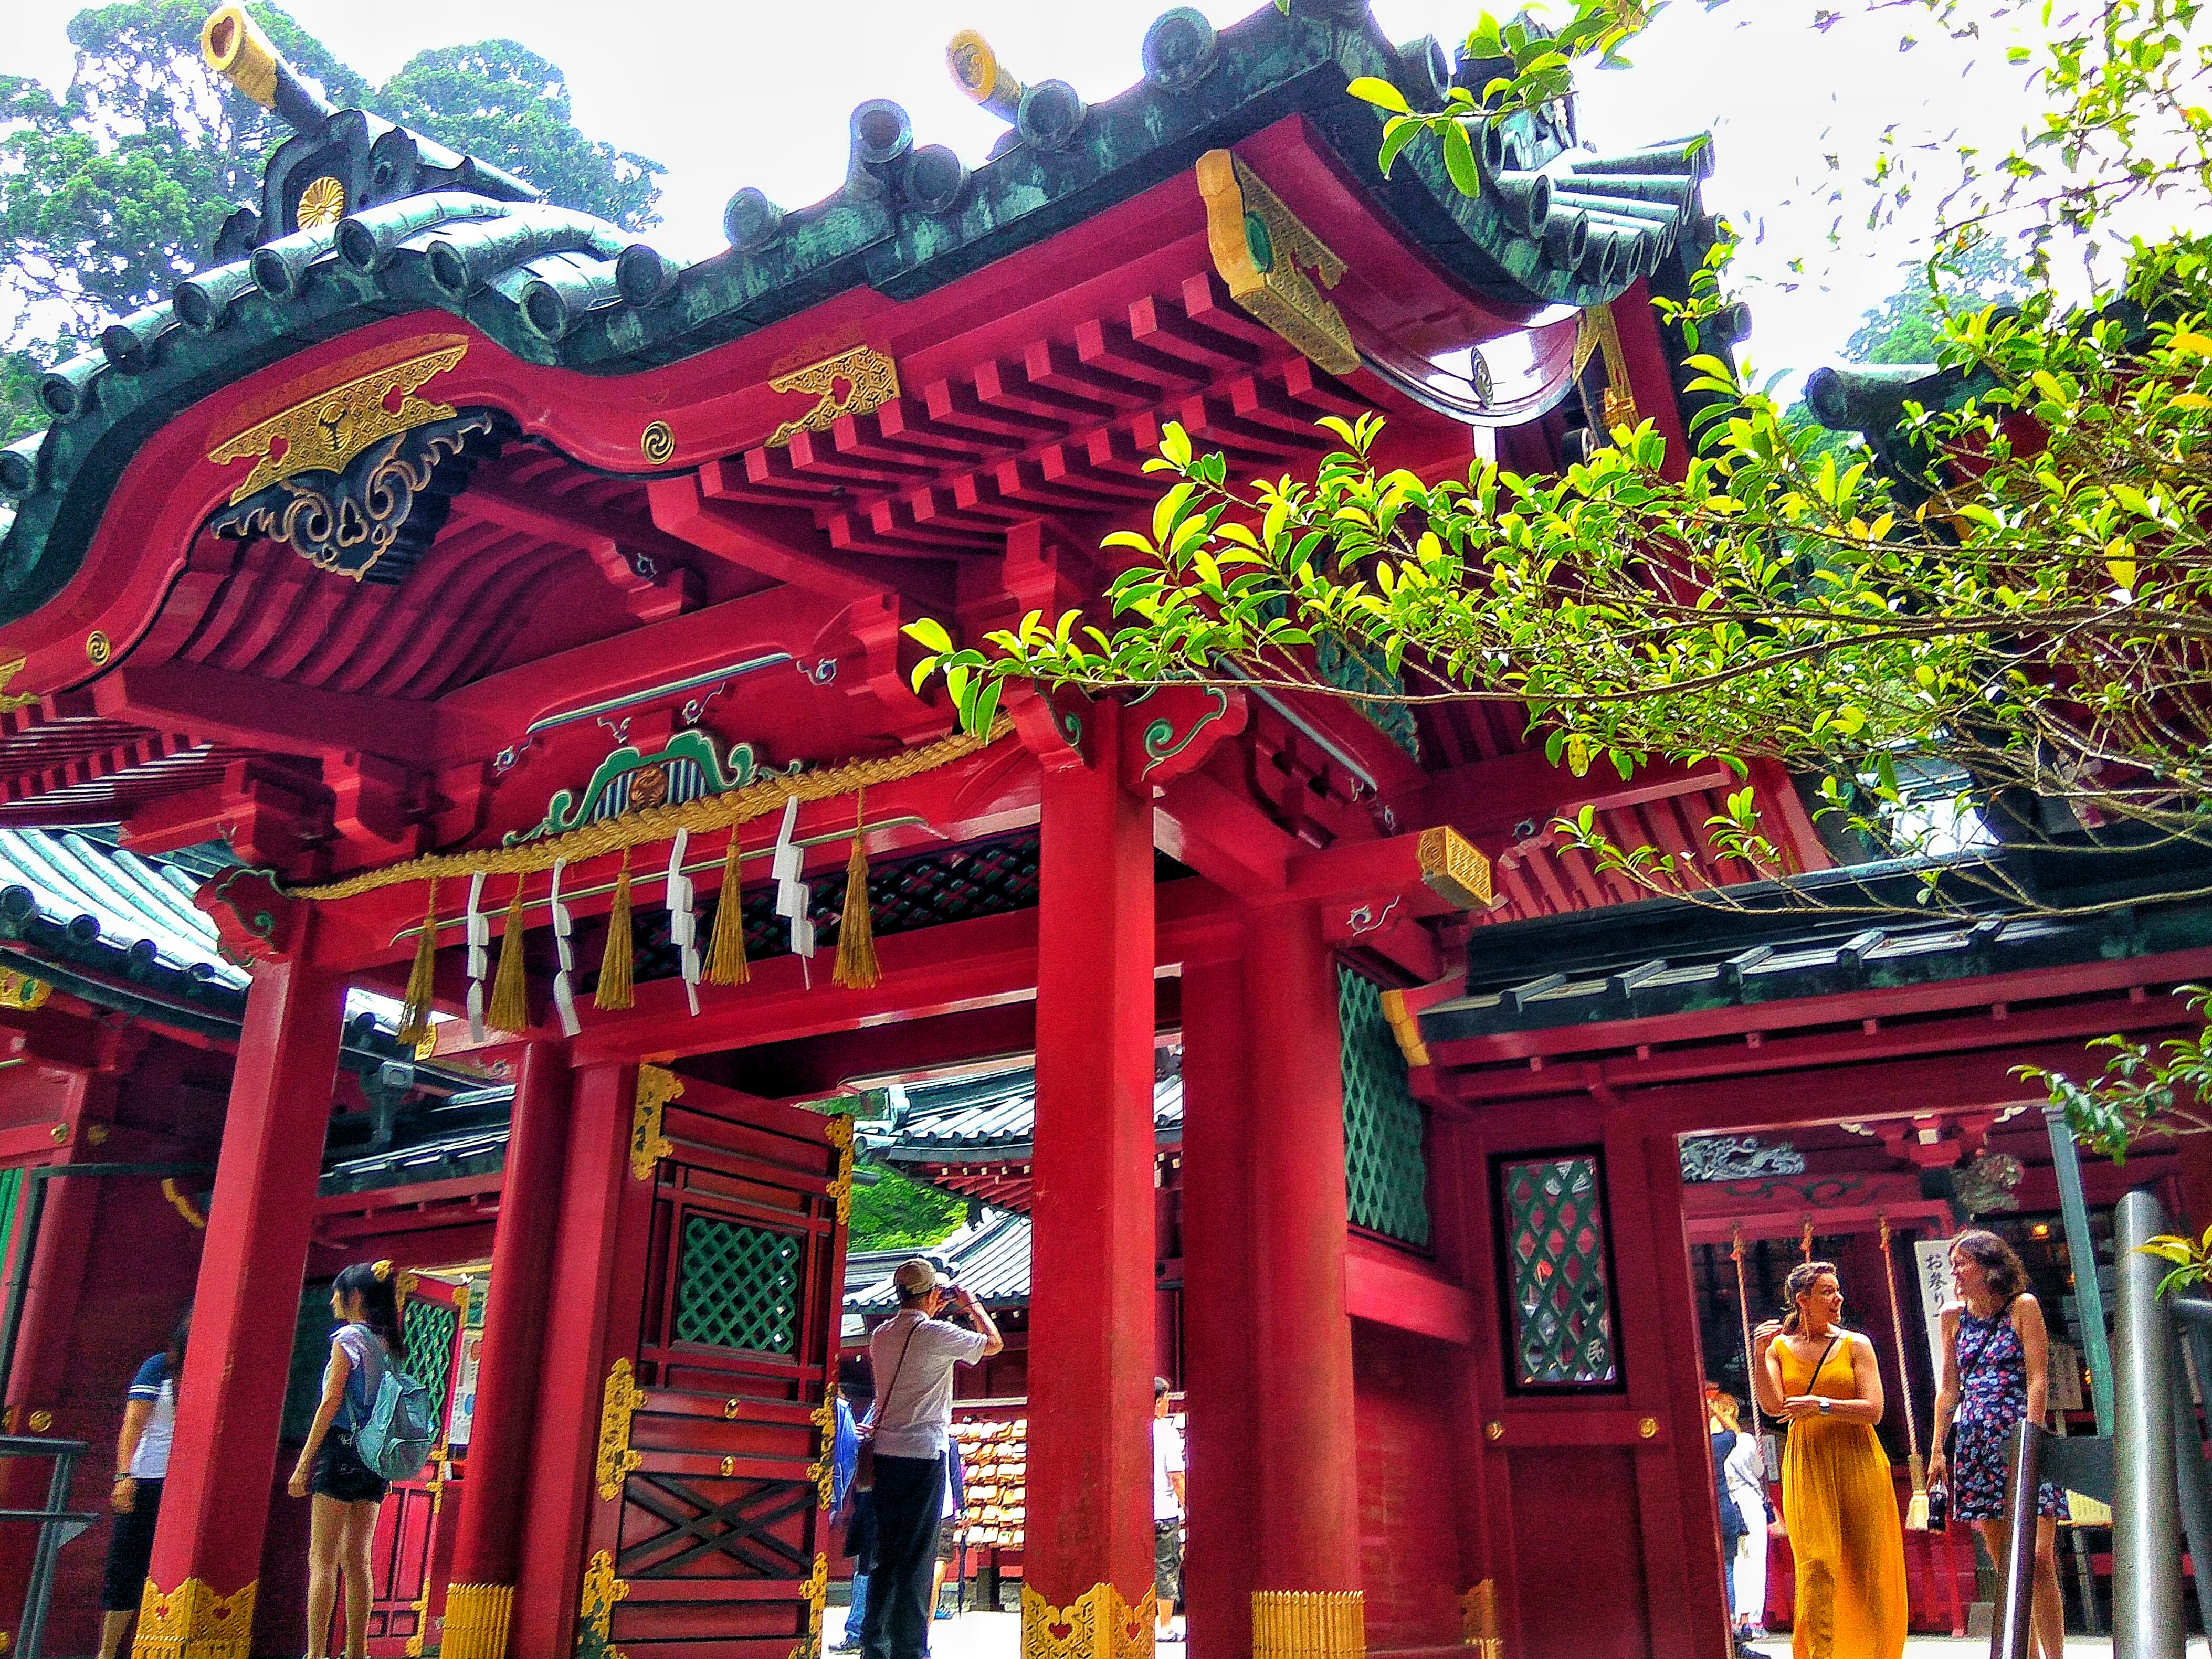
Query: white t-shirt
868,1309,988,1458
1152,1414,1186,1522
1723,1430,1767,1513
125,1355,176,1480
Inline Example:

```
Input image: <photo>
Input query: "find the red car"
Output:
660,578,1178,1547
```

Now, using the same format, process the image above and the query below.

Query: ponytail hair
1781,1260,1840,1335
334,1259,404,1355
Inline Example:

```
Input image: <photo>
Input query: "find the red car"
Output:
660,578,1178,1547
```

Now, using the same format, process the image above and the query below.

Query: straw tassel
396,879,438,1048
596,851,635,1011
833,791,879,990
487,875,530,1033
704,832,750,986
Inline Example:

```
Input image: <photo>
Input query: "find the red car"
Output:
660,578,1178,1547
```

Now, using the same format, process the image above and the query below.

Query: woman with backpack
288,1259,405,1659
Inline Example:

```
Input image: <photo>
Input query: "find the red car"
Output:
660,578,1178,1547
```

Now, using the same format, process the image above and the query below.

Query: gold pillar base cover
1020,1582,1157,1659
439,1582,516,1659
132,1577,256,1659
1252,1589,1366,1659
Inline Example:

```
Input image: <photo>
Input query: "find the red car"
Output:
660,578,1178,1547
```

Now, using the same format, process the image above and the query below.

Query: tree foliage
0,0,662,355
848,1164,969,1254
906,0,2212,1161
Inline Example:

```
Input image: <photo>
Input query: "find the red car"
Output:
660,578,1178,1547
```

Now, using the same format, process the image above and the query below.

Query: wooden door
582,1084,848,1659
363,1275,468,1655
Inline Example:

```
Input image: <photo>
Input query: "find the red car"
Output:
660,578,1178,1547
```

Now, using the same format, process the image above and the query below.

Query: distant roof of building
845,1209,1034,1315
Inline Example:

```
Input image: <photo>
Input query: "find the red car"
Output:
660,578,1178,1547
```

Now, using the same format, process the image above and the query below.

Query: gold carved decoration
161,1178,207,1230
132,1575,257,1659
438,1583,514,1659
808,1395,837,1509
1251,1590,1365,1659
298,176,347,228
787,1554,831,1659
85,631,112,667
596,1358,648,1499
631,1065,682,1180
207,339,468,504
0,969,50,1010
0,656,39,714
1461,1581,1502,1657
1416,826,1493,912
1196,151,1358,377
825,1115,855,1224
1020,1582,1156,1659
1572,307,1640,435
26,1409,52,1432
766,347,900,449
639,420,676,464
577,1550,629,1656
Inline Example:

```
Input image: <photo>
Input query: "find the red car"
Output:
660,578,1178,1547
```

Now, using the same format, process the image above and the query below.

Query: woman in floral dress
1929,1230,2068,1659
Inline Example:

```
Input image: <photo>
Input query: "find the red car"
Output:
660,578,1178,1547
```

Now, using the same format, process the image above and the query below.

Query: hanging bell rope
1732,1223,1762,1440
596,850,635,1011
396,877,438,1048
487,874,531,1033
833,787,880,990
704,831,750,987
1878,1213,1932,1529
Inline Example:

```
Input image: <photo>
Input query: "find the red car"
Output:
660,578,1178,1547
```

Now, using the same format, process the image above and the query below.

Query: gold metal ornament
1019,1583,1156,1659
787,1554,831,1659
1251,1590,1365,1659
208,339,468,504
438,1583,515,1659
297,176,347,228
0,655,38,714
1461,1581,1502,1658
576,1552,629,1654
640,420,676,464
132,1575,257,1659
1196,151,1358,376
766,347,901,448
809,1396,837,1508
1572,305,1640,434
631,1065,682,1181
0,970,51,1010
85,631,111,667
595,1358,648,1499
1417,826,1493,912
826,1115,856,1224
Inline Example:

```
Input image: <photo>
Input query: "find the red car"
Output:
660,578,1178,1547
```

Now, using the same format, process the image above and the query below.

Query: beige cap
893,1257,949,1296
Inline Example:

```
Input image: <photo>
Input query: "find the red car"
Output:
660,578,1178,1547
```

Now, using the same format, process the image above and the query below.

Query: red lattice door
582,1081,849,1659
356,1275,469,1655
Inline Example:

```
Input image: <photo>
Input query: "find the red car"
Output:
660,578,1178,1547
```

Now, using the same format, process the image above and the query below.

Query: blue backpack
355,1359,439,1482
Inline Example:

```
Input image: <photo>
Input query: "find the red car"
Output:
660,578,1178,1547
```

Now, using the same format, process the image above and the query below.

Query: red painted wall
1352,1321,1465,1651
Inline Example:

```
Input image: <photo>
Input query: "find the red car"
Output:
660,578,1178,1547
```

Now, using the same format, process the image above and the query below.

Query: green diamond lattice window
1337,968,1430,1247
1500,1154,1620,1388
402,1298,458,1441
677,1217,801,1354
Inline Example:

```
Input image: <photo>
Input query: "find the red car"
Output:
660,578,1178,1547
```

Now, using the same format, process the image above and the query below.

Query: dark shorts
100,1478,163,1611
934,1518,957,1565
1154,1518,1183,1601
310,1432,391,1505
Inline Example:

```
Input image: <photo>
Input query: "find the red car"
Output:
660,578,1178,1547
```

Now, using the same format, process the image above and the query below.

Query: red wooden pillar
1026,699,1158,1650
134,949,347,1659
1246,904,1365,1653
512,1060,635,1657
1178,952,1260,1659
440,1039,572,1658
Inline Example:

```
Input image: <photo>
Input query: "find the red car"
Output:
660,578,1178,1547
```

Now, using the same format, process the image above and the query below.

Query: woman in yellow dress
1750,1260,1907,1659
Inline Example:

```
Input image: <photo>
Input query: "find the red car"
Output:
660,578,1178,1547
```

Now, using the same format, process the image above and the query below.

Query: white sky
4,0,2057,385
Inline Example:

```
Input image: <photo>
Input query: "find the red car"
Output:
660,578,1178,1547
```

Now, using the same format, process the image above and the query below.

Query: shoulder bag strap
1956,1297,2016,1379
867,1319,924,1434
1811,1333,1844,1389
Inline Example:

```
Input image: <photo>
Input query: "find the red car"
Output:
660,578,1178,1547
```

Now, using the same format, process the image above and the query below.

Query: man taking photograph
861,1260,1002,1659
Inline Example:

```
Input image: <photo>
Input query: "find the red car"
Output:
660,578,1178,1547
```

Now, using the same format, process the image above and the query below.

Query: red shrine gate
8,4,2201,1659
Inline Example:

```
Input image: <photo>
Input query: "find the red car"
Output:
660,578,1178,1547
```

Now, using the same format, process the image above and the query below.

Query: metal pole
1992,1420,2046,1659
2114,1188,2186,1659
2046,1102,2116,1433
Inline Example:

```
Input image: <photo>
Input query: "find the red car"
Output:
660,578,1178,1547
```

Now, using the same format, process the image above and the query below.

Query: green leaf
1346,76,1411,115
903,617,953,653
1440,120,1483,198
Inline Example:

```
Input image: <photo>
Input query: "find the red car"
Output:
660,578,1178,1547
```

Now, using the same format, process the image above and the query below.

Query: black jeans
861,1453,944,1659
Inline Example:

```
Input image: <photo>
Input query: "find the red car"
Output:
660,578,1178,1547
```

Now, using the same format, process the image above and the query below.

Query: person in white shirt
97,1307,189,1659
862,1260,1001,1659
1152,1378,1187,1642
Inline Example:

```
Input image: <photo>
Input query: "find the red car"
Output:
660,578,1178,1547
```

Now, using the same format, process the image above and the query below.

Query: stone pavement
830,1607,2192,1658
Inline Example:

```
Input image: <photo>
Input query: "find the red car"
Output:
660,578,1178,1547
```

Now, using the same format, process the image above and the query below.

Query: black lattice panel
676,1216,801,1353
